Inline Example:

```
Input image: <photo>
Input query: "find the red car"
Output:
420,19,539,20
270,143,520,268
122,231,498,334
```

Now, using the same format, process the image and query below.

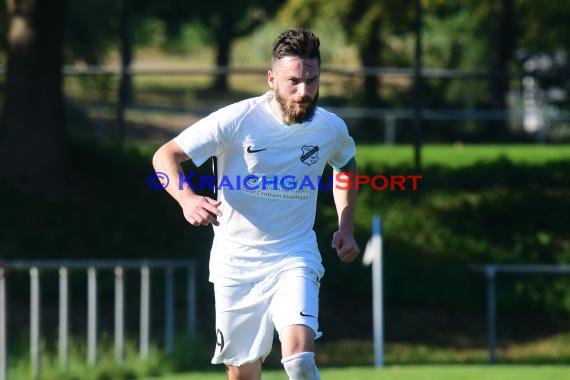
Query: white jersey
174,91,356,285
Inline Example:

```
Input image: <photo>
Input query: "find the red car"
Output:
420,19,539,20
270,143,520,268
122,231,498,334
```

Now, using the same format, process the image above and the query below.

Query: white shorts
211,267,321,366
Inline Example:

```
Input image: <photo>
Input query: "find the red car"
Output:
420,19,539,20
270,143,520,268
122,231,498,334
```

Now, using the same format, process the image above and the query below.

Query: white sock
281,352,321,380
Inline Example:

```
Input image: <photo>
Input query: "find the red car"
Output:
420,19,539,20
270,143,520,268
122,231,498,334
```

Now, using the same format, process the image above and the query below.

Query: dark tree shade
0,0,68,194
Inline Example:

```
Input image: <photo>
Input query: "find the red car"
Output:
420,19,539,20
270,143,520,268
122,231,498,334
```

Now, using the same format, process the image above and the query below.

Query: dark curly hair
272,27,321,67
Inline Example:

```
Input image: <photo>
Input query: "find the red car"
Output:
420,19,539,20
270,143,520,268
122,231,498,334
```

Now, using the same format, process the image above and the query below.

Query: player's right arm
152,140,222,226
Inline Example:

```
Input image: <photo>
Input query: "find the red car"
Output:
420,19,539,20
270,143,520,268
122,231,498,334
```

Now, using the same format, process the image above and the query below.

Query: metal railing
0,259,198,380
2,64,568,144
471,263,570,364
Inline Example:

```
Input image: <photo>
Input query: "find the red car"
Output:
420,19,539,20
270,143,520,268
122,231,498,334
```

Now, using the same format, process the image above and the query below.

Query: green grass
356,144,570,167
6,338,170,380
127,142,570,169
143,365,570,380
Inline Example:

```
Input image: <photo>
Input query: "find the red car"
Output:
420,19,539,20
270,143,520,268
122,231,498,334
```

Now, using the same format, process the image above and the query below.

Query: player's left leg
271,268,322,380
226,359,262,380
280,325,321,380
280,324,315,357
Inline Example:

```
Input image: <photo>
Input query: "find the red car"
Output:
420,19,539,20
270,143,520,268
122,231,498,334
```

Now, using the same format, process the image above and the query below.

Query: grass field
356,143,570,166
128,141,570,168
143,365,570,380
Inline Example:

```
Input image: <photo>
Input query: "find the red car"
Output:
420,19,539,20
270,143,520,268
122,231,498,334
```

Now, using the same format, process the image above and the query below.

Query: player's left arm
331,160,360,263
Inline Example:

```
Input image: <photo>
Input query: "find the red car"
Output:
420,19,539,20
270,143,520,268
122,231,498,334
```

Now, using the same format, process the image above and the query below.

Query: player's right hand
179,195,222,226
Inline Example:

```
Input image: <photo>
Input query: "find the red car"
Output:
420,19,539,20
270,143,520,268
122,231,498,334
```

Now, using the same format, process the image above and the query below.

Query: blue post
372,214,384,368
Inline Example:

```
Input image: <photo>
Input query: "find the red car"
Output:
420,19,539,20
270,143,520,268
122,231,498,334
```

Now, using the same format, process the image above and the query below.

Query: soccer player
152,27,359,380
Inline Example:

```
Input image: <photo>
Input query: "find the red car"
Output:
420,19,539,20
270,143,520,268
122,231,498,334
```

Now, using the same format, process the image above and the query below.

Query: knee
226,360,261,380
281,352,320,380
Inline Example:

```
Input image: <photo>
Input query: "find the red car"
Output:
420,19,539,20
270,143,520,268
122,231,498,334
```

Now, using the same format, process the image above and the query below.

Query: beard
276,88,319,125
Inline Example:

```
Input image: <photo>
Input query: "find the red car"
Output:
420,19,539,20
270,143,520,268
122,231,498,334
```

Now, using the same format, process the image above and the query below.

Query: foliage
515,0,570,54
278,0,416,108
5,329,218,379
163,22,210,55
7,337,170,380
2,140,569,339
420,4,489,107
312,146,570,345
276,0,569,139
64,0,119,63
0,136,213,260
278,0,415,48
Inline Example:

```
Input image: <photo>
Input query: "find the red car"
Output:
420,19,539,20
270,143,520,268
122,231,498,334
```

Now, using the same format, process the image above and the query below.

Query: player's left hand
331,230,360,263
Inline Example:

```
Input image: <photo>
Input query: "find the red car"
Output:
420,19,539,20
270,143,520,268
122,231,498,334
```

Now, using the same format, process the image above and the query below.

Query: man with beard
152,27,359,380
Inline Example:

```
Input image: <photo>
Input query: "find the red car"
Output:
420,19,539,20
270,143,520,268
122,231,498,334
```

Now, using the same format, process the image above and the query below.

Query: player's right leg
211,281,274,378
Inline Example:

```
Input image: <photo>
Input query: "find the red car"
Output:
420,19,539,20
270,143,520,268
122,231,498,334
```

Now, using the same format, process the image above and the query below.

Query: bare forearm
152,140,195,205
333,164,358,233
331,163,360,262
152,140,222,226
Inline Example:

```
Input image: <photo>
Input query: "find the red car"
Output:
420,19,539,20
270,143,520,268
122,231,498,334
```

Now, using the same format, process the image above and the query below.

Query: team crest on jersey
300,145,320,166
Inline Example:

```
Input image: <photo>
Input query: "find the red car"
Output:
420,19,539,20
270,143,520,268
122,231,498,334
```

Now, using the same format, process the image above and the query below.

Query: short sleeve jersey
174,91,356,285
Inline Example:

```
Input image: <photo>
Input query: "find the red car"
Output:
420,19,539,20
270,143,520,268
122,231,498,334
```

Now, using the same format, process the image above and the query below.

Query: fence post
164,267,174,355
58,267,68,371
372,215,384,368
0,267,6,380
384,113,396,145
187,265,196,339
0,259,198,375
87,267,97,366
30,268,41,380
114,267,124,363
140,266,150,359
485,265,497,364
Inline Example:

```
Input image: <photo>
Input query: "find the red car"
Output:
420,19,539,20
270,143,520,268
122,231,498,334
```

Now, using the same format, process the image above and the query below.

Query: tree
482,0,514,139
123,1,285,91
0,0,67,193
192,0,285,91
0,5,7,55
64,0,118,64
426,0,570,140
421,0,515,139
278,0,416,142
489,0,513,112
279,0,415,107
515,0,570,116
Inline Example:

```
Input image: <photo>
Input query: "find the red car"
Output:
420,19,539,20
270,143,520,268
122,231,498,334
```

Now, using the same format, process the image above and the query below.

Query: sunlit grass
125,142,570,168
356,144,570,167
143,364,570,380
7,338,169,380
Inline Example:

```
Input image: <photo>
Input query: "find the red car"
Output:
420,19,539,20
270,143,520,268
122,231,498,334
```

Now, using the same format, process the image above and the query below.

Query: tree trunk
355,16,382,141
211,13,233,92
117,0,133,149
488,0,513,139
358,18,382,107
0,0,67,194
